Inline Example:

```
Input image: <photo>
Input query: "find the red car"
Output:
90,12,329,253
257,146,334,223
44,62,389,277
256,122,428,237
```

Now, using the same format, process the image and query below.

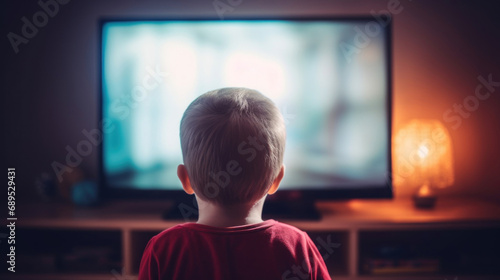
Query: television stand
10,197,500,279
162,198,199,220
161,198,321,221
263,199,321,220
162,206,198,220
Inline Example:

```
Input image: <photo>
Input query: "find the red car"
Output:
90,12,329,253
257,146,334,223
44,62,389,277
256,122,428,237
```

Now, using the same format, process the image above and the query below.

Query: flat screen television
100,17,392,219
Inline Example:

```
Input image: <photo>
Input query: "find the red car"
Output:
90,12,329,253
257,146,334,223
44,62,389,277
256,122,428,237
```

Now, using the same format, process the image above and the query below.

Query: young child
139,87,331,280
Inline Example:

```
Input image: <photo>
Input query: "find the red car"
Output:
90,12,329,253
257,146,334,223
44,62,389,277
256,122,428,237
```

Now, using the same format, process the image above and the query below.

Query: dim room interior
2,0,500,279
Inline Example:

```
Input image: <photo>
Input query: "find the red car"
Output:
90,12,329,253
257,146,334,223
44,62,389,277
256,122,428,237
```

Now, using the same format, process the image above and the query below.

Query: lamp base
413,194,437,209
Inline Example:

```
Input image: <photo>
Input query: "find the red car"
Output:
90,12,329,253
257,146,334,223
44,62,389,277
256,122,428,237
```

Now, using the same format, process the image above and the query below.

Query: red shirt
139,219,331,280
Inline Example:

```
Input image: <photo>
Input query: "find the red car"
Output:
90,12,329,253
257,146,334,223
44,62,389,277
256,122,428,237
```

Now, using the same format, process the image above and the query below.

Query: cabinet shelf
3,197,500,280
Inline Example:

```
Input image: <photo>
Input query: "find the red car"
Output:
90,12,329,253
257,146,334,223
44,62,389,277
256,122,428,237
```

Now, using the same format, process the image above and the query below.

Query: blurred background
2,1,500,279
3,0,500,201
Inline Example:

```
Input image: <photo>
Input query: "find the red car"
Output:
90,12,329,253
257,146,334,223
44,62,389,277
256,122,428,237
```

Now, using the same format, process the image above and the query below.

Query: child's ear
177,164,195,195
267,165,285,195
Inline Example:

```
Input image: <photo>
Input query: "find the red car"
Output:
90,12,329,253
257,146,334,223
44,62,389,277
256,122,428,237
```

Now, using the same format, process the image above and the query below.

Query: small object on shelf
58,167,85,201
72,180,99,206
413,183,437,209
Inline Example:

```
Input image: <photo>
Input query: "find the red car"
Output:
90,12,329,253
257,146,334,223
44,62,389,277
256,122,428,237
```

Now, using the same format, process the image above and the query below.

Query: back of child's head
180,87,286,206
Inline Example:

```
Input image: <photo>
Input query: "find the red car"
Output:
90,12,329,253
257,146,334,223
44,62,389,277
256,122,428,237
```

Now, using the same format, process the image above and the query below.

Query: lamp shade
394,119,454,189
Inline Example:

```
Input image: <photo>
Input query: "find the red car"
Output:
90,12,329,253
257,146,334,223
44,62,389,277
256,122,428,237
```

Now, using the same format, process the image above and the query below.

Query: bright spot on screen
223,52,286,99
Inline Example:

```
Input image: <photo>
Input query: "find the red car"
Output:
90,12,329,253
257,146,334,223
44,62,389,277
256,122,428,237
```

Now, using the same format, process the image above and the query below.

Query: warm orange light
394,119,454,189
418,183,432,197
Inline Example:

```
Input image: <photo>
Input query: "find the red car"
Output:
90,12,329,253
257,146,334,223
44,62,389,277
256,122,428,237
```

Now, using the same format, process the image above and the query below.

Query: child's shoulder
150,220,309,246
144,223,195,253
155,220,305,236
154,223,194,238
270,220,308,236
267,221,312,245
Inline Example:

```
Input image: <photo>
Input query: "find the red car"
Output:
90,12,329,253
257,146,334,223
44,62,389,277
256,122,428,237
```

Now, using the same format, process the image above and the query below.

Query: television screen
101,19,390,195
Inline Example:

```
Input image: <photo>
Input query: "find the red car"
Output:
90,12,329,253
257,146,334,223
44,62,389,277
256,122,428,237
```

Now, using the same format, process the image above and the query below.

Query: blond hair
179,87,286,205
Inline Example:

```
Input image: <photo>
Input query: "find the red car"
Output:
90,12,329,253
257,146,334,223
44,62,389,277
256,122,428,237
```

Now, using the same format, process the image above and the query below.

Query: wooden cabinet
3,198,500,280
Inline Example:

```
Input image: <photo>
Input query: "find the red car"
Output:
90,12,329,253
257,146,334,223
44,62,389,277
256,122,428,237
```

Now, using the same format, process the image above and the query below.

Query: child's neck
196,197,266,228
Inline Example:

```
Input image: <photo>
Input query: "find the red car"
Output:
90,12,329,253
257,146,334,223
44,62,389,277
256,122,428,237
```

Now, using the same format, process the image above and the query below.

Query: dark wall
3,0,500,201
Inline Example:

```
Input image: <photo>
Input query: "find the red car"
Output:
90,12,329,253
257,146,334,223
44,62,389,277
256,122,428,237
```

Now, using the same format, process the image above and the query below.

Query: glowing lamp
394,119,454,208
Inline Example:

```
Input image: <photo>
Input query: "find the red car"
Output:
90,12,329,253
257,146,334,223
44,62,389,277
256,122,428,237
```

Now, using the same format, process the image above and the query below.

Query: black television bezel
98,16,393,202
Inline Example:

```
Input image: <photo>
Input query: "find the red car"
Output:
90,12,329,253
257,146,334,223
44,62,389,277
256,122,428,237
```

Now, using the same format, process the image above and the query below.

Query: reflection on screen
102,20,388,190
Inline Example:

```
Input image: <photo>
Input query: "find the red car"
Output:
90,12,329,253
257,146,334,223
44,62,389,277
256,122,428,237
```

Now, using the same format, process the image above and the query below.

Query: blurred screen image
102,20,389,190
